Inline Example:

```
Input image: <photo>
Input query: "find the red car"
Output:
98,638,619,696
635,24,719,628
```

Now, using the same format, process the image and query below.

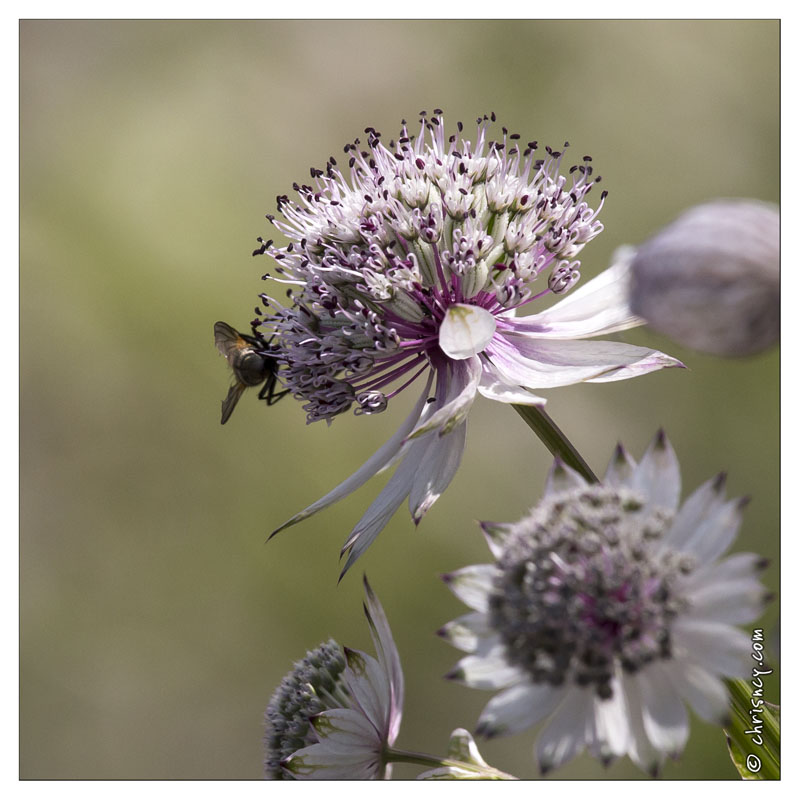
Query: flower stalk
512,403,598,483
384,747,517,780
725,678,780,780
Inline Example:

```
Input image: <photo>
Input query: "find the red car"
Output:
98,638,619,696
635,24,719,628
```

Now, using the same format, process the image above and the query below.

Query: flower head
629,199,780,357
260,112,681,575
264,577,403,779
439,433,769,775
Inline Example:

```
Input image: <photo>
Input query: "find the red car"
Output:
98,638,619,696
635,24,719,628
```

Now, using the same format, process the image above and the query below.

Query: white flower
439,433,769,776
265,577,403,779
260,112,682,575
629,199,780,356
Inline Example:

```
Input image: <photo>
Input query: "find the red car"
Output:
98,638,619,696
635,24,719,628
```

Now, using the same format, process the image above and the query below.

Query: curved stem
513,404,598,483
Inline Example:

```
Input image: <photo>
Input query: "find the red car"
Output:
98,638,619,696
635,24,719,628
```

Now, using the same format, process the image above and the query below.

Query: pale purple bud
630,199,779,357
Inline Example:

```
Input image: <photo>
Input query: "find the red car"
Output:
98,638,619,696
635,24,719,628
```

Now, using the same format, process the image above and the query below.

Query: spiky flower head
440,433,769,776
260,111,681,575
264,577,404,779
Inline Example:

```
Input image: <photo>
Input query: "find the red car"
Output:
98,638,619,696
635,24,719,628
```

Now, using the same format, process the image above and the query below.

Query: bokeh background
20,20,779,780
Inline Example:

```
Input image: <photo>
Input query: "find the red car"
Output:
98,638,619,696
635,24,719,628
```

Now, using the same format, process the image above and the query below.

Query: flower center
488,487,691,699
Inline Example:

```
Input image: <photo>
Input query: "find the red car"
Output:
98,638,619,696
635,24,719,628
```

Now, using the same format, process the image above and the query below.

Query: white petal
667,661,731,725
692,551,767,584
683,576,768,625
363,578,404,745
338,437,428,577
476,357,547,405
343,648,391,740
661,473,728,552
439,303,497,359
407,358,481,439
630,430,681,512
448,645,526,690
437,611,495,653
284,736,380,780
476,681,565,738
479,520,515,558
588,676,631,762
408,420,467,522
508,255,643,339
535,689,592,774
487,334,682,390
618,674,664,776
311,707,380,747
544,458,588,496
636,665,689,757
442,564,497,612
271,375,433,536
603,443,637,487
672,618,752,677
681,498,745,565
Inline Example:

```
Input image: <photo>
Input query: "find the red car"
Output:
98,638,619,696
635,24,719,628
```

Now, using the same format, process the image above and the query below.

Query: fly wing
220,381,247,425
214,321,246,363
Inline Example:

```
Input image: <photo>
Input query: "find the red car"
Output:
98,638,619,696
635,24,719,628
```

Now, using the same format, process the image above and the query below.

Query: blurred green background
20,20,779,780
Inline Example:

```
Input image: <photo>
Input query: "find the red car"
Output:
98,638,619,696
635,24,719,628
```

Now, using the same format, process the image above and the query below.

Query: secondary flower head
260,112,681,575
629,199,780,357
264,577,403,779
440,433,769,775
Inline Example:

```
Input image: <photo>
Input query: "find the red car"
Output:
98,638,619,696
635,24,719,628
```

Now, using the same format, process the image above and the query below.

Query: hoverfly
214,321,288,424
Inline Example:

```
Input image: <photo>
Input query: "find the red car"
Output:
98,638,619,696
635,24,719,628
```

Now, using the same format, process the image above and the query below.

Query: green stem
513,404,598,483
384,747,517,780
725,678,780,779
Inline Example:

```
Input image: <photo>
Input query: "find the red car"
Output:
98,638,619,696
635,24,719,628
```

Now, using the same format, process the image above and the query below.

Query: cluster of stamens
489,487,693,700
253,111,607,423
263,640,348,779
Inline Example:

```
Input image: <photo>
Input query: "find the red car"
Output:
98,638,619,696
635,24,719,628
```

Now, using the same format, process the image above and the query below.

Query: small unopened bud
629,199,779,357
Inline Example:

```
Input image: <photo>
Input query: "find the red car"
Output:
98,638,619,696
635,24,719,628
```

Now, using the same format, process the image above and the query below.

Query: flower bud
629,199,779,356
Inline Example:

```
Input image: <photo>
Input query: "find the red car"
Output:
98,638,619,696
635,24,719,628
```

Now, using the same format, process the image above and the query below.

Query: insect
214,321,288,424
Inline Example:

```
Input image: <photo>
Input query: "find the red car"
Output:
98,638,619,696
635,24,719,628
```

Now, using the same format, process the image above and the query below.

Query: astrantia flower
439,433,769,776
259,111,681,573
264,577,403,779
629,199,780,356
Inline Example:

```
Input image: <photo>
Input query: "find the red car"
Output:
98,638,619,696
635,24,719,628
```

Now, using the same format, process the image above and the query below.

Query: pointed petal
662,472,728,552
343,647,391,740
603,443,637,487
407,358,481,439
310,707,381,747
447,647,526,690
476,682,565,738
284,734,380,779
535,690,592,774
476,357,547,405
439,304,497,359
338,439,426,577
487,334,683,390
507,255,643,339
667,661,730,726
479,520,514,558
630,430,681,512
619,674,664,776
437,611,495,653
636,665,689,757
441,564,497,612
408,421,467,522
683,575,768,625
589,682,631,763
362,577,404,744
680,498,745,565
672,619,752,677
271,375,432,536
544,458,587,496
